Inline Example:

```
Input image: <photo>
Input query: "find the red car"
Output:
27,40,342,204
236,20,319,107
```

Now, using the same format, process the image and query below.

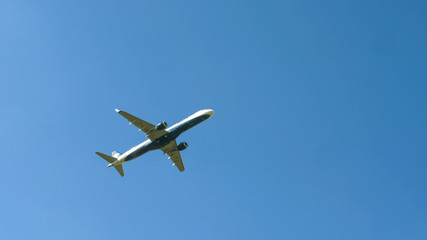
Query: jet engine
156,121,168,130
177,142,188,151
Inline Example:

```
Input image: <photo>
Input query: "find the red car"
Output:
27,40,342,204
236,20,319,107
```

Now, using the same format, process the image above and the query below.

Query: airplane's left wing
115,109,167,141
161,140,185,172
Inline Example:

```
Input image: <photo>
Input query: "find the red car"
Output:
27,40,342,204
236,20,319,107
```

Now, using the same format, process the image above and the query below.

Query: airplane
95,109,215,176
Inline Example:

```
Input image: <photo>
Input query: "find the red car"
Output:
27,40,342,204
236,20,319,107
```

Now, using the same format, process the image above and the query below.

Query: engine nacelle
177,142,188,151
156,121,168,130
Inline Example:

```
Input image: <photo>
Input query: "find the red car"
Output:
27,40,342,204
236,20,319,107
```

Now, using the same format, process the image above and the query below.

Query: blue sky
1,0,426,239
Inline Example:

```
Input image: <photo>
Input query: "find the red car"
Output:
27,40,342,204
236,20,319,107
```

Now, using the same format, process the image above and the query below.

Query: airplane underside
95,109,214,176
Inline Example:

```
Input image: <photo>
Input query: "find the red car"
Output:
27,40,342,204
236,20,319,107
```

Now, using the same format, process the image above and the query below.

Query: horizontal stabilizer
95,152,124,177
114,164,124,177
95,152,116,163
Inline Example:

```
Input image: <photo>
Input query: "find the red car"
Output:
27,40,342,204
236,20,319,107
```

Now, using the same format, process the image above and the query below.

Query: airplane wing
161,140,185,172
115,109,167,141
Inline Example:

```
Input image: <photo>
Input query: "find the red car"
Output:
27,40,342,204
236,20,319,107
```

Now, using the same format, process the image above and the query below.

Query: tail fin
95,152,125,177
112,151,121,158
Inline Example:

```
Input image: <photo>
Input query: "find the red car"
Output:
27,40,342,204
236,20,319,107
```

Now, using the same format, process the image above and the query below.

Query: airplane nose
206,109,215,117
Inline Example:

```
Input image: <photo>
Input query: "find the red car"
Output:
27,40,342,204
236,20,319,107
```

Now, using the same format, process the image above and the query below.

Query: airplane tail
113,165,124,177
95,152,124,177
112,151,121,158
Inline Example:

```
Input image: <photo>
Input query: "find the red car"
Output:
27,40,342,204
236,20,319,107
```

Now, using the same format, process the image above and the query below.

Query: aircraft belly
172,114,210,133
151,132,179,148
123,136,175,162
124,142,153,162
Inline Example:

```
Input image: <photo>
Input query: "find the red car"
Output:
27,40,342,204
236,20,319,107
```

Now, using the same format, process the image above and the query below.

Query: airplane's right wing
161,140,185,172
115,109,167,141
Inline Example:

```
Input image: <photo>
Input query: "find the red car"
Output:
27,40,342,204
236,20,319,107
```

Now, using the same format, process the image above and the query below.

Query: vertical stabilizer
112,151,121,158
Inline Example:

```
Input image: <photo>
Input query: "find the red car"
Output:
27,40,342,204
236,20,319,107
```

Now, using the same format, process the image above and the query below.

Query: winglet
115,109,121,113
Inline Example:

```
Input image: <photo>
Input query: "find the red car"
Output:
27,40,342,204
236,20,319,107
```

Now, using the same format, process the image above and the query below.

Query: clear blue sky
1,0,426,239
